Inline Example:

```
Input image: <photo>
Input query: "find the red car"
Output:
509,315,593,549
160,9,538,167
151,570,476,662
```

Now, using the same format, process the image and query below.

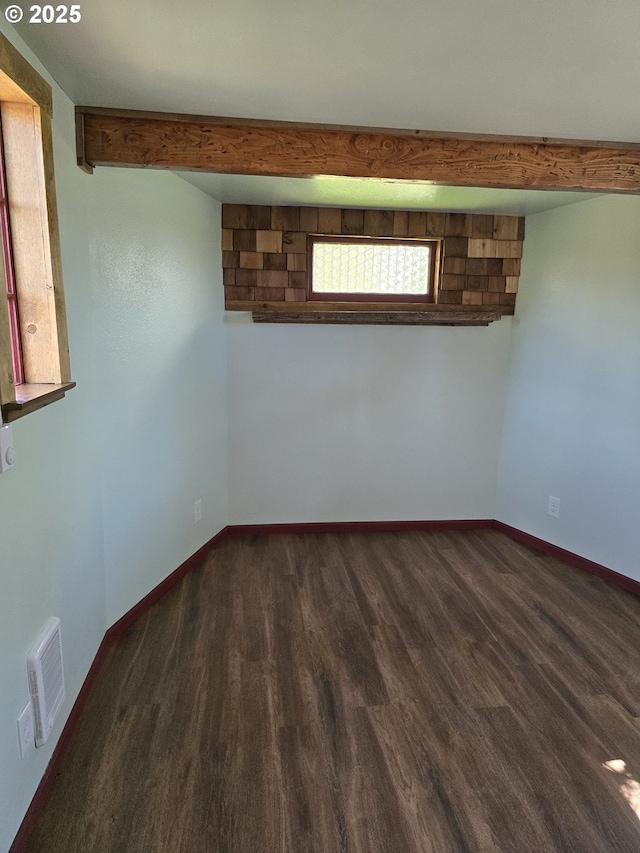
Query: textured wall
496,195,640,579
89,168,228,626
228,318,513,525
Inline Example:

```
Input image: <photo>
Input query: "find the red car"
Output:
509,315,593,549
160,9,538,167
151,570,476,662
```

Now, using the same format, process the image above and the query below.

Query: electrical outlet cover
548,495,560,518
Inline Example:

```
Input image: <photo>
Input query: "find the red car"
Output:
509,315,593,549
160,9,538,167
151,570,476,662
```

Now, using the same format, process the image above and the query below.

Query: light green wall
496,195,640,578
0,24,228,852
228,320,513,524
89,168,229,626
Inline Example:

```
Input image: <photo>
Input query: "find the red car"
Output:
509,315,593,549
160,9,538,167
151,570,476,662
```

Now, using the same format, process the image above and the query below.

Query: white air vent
27,617,65,747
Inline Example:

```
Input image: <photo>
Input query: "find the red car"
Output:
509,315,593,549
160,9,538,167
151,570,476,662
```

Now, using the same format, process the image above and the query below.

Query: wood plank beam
0,33,52,114
252,310,501,326
2,103,62,383
76,107,640,193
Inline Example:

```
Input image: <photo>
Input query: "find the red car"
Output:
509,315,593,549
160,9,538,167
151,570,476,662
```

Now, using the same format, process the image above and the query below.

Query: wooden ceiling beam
76,107,640,193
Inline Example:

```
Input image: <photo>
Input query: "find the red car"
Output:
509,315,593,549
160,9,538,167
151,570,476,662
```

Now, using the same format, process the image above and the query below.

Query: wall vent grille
27,617,65,747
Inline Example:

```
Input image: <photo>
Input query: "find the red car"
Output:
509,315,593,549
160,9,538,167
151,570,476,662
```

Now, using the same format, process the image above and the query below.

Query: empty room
0,2,639,851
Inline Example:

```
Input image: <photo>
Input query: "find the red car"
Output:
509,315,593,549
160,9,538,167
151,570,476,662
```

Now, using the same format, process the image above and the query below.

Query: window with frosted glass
309,236,438,302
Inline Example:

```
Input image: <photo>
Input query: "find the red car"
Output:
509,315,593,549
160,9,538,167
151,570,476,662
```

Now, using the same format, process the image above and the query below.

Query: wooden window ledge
227,301,510,326
2,381,75,422
251,310,502,326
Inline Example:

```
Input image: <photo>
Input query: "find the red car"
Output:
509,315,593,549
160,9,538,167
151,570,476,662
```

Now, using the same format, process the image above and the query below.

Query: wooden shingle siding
221,205,525,315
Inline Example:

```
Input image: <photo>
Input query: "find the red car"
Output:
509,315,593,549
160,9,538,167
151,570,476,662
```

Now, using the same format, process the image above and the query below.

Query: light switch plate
0,424,16,473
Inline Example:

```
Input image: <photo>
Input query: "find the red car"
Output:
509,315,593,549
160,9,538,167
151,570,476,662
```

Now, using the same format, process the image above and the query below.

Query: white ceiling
13,0,640,143
10,0,636,213
176,172,599,215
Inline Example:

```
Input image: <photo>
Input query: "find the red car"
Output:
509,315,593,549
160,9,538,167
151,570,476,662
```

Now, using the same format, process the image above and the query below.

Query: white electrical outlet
194,499,202,523
548,495,560,518
17,702,35,759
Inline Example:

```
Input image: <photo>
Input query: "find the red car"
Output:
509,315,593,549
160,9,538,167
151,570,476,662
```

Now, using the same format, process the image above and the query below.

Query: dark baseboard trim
105,526,230,640
9,526,230,853
493,521,640,597
10,517,639,852
227,519,494,537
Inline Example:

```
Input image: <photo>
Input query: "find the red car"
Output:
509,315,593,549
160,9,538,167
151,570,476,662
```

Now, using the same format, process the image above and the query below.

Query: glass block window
309,235,438,303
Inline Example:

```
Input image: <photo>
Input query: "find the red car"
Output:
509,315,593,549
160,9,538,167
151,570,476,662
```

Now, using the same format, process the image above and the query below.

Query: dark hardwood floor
27,530,640,852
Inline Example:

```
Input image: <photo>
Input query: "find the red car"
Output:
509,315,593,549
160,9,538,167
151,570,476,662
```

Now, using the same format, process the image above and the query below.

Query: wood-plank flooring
26,530,640,852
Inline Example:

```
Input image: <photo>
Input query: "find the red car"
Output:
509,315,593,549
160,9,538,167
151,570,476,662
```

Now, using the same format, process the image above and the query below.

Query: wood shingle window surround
222,205,524,326
0,34,74,423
